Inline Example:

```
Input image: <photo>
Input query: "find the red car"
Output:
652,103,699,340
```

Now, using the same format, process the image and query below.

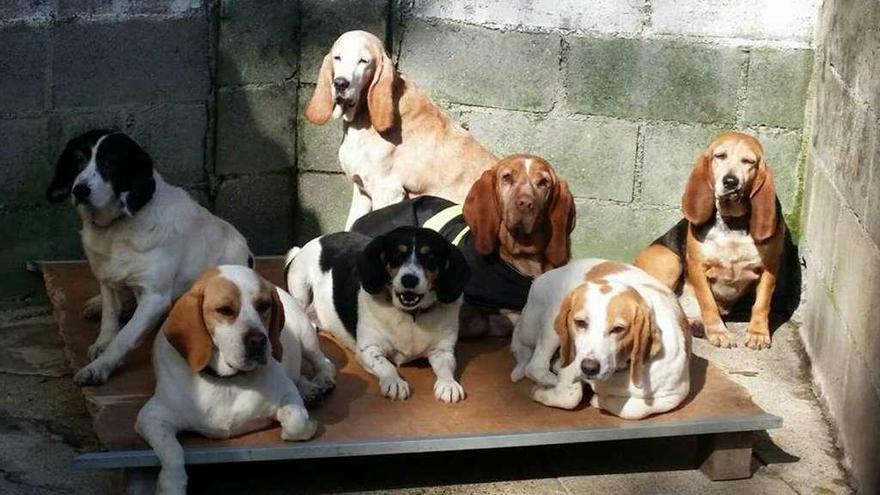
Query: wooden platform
41,260,780,480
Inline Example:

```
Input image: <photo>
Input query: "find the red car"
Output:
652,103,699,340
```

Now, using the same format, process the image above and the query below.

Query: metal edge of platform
73,413,782,470
32,256,286,268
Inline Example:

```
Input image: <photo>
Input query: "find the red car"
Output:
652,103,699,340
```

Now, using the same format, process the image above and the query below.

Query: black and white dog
285,227,470,402
47,130,252,385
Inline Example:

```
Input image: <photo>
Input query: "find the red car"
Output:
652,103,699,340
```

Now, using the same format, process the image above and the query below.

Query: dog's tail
284,246,301,279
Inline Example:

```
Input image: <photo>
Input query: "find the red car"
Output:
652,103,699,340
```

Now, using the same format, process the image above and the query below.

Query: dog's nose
333,77,349,91
722,174,739,190
581,358,600,377
72,183,90,202
401,274,419,289
516,195,534,212
244,331,267,359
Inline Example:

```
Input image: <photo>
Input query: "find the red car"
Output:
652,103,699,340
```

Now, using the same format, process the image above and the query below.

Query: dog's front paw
705,324,736,348
525,365,559,387
589,393,600,409
434,378,465,403
531,385,554,407
73,362,111,386
296,379,323,407
87,338,112,361
510,364,526,383
379,376,411,400
281,418,318,441
157,467,187,495
744,331,771,350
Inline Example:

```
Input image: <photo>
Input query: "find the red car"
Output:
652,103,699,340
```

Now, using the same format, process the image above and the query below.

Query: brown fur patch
584,261,628,283
604,287,661,388
202,275,242,331
554,284,587,367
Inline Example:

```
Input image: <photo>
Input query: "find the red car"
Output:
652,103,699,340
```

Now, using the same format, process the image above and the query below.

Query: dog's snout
580,358,600,377
244,330,267,360
333,77,349,91
516,194,534,212
72,183,91,202
722,174,739,190
401,273,419,289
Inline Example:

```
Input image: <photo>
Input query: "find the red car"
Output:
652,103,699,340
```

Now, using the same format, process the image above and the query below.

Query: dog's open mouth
335,96,355,108
396,291,423,309
720,190,742,202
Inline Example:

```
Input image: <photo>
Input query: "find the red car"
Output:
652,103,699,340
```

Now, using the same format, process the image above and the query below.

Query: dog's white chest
338,125,394,185
699,224,763,308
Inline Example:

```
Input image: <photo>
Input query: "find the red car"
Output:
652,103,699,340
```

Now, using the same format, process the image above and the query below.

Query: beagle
285,227,470,402
634,132,785,349
46,130,253,385
304,30,498,229
511,259,691,420
136,266,335,495
350,154,575,335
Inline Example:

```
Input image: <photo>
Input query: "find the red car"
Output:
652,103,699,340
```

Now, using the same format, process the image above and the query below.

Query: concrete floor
0,307,853,494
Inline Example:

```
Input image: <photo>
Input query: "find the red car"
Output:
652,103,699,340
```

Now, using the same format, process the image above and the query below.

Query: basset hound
511,259,691,420
136,266,336,495
304,30,498,229
634,132,785,349
285,227,470,402
46,130,253,385
349,154,576,336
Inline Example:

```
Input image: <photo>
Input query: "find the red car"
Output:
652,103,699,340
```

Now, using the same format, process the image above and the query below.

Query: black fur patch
95,134,156,215
319,232,373,336
47,129,114,203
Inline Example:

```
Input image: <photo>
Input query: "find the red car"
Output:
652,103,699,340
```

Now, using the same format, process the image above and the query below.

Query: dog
350,154,575,336
511,259,691,420
46,130,253,385
634,132,785,349
285,227,470,402
136,266,335,495
304,30,497,229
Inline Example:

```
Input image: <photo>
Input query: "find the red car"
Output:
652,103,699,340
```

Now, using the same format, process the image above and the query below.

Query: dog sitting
46,130,253,385
511,260,690,420
351,154,575,336
304,30,497,229
136,266,335,495
285,227,470,402
634,132,785,349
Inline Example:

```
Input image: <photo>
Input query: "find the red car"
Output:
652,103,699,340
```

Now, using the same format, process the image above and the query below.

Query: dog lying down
511,259,691,419
136,266,335,495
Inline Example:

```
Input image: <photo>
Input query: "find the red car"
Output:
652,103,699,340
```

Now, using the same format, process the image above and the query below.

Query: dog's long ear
367,49,396,133
267,285,285,362
357,235,388,294
436,244,471,303
554,290,577,367
164,279,212,373
546,178,575,268
681,151,715,225
749,162,778,242
629,297,661,389
463,169,501,255
304,53,335,125
120,140,155,216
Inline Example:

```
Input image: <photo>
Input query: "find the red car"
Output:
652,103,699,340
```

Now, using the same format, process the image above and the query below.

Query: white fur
511,259,691,420
136,268,335,495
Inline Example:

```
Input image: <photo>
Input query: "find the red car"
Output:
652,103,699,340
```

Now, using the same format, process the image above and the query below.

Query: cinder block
58,0,201,17
218,0,298,85
0,118,49,211
838,345,880,495
297,85,343,173
0,25,47,113
47,107,126,159
215,173,295,255
295,172,351,243
820,0,880,113
569,202,681,262
0,0,54,22
216,84,297,175
409,0,644,35
641,123,725,207
750,129,804,214
463,110,637,201
651,0,817,45
743,48,813,128
52,16,210,108
565,38,744,124
126,104,208,187
400,20,560,112
299,0,388,84
801,164,841,281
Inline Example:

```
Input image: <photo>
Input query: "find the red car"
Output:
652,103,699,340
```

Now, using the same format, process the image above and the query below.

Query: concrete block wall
799,0,880,492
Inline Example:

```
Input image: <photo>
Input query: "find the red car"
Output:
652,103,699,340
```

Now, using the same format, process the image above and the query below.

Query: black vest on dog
351,196,533,310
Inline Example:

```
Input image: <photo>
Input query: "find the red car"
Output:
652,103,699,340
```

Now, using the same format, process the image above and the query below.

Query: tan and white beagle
634,132,785,349
136,266,335,495
511,259,691,419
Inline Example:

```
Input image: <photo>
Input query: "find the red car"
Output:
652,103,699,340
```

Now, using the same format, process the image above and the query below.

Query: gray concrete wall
799,0,880,492
1,1,816,309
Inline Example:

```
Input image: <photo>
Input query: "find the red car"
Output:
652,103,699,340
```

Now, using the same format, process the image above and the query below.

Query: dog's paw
705,324,736,348
434,379,465,403
510,365,526,383
526,366,559,387
379,376,411,400
589,393,600,409
82,295,102,322
744,332,771,350
296,380,323,408
281,418,318,442
73,362,111,386
87,338,112,361
531,385,554,406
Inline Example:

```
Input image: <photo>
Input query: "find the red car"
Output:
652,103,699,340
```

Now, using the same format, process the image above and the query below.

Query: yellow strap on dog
422,204,470,247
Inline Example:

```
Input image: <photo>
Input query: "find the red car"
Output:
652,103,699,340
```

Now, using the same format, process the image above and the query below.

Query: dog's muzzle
72,183,91,204
395,291,424,309
244,330,268,365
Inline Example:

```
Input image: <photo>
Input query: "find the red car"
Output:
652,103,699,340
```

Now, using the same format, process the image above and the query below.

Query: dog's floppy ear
267,285,285,362
749,162,778,242
357,234,388,294
164,278,212,373
436,244,470,303
304,53,335,126
681,151,715,225
554,289,578,367
367,49,396,133
463,169,501,255
629,297,661,389
120,140,155,216
545,178,575,268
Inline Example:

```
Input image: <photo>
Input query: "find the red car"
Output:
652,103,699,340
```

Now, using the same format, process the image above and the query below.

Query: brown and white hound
634,132,785,349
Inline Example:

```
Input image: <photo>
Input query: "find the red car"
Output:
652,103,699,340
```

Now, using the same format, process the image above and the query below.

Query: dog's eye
501,172,513,184
216,305,235,317
333,55,341,61
611,325,626,335
358,58,368,64
574,319,588,329
535,177,549,188
713,152,727,160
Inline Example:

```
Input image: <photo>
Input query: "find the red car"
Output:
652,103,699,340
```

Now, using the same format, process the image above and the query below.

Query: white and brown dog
304,30,497,229
46,130,253,385
136,266,335,495
511,260,691,419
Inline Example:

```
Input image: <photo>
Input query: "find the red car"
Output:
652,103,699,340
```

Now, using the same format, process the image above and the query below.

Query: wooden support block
698,432,754,481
